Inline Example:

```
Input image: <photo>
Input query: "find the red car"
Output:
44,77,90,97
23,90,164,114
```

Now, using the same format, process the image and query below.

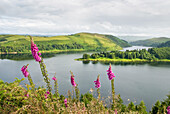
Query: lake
0,46,170,111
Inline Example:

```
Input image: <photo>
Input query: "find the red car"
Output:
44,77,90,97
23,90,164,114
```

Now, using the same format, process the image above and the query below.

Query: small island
76,47,170,63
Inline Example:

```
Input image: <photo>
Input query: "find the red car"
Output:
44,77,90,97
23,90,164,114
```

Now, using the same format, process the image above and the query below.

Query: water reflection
82,61,90,64
82,60,170,67
0,53,55,60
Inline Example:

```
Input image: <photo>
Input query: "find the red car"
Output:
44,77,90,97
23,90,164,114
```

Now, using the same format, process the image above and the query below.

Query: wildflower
107,64,116,110
25,93,29,97
30,38,41,62
46,91,50,94
115,109,117,114
106,64,115,80
52,77,57,81
70,72,76,87
44,94,48,99
21,65,29,77
64,98,68,107
167,106,170,114
94,75,101,88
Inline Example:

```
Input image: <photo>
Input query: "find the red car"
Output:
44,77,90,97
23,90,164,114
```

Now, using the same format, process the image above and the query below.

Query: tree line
0,42,84,53
83,47,170,60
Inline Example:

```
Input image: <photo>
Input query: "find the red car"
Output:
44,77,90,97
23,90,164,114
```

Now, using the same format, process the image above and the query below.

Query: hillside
157,41,170,47
130,37,170,47
0,33,131,54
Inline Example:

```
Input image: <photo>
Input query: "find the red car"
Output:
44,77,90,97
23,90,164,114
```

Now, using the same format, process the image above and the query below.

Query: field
0,33,131,53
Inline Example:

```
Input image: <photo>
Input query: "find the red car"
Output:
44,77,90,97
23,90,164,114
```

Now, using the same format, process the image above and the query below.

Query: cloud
0,0,170,36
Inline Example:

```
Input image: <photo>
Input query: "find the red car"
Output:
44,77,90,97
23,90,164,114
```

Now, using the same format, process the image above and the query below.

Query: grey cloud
0,0,170,36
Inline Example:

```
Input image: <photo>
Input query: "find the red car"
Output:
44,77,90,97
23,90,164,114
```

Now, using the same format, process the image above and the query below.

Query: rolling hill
130,37,170,47
157,41,170,47
0,32,131,54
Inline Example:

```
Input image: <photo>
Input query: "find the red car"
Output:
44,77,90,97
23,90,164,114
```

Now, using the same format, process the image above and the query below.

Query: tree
83,54,90,59
109,53,115,59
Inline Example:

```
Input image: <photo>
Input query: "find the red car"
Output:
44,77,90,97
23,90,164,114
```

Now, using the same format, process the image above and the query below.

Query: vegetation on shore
77,47,170,62
0,33,131,54
130,37,170,47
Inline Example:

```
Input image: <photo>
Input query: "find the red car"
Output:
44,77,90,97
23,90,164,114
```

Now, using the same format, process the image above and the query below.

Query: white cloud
0,0,170,37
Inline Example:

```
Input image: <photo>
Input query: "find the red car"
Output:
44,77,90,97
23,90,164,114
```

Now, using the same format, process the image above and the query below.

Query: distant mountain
118,36,152,42
157,41,170,47
0,32,131,53
130,37,170,47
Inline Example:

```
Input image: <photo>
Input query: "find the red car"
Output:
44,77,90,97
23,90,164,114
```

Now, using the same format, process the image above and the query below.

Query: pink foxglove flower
21,65,29,77
94,76,101,88
52,77,57,81
167,106,170,114
71,74,76,87
46,91,50,94
64,98,68,107
31,40,41,62
115,109,117,114
44,94,48,99
25,93,29,97
106,65,115,80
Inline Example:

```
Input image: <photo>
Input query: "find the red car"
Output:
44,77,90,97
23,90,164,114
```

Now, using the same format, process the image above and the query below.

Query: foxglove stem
72,86,75,99
94,75,101,101
52,75,59,99
39,59,53,101
21,64,35,91
111,78,115,110
29,36,53,101
75,84,80,102
70,71,77,99
97,88,100,101
107,64,115,110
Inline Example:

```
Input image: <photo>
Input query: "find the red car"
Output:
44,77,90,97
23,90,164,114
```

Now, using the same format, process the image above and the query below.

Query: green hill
157,41,170,47
130,37,170,47
0,33,131,54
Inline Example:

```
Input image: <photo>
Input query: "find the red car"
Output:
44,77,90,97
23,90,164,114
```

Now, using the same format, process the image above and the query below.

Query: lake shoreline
0,49,89,55
75,58,170,62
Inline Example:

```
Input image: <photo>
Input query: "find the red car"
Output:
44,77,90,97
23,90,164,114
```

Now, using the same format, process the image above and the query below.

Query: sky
1,0,170,37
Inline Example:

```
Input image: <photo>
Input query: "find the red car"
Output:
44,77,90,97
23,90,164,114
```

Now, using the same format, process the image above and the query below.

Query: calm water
0,46,170,111
121,46,152,51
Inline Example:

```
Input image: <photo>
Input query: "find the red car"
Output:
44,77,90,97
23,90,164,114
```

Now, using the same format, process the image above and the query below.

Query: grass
0,33,131,53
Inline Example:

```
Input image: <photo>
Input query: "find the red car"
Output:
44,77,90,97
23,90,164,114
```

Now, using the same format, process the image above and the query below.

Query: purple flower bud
106,65,115,80
25,93,29,97
115,109,117,114
46,91,50,94
21,65,29,77
44,94,48,99
167,106,170,114
52,77,57,81
64,98,68,107
71,75,76,87
31,40,41,62
94,76,101,88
